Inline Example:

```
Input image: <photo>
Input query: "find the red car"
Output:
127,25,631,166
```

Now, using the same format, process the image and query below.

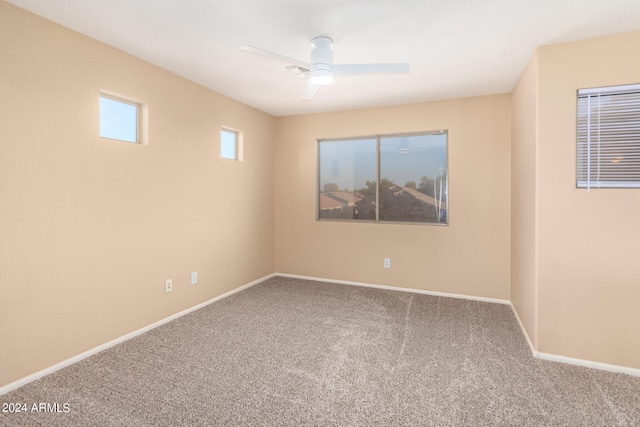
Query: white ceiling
8,0,640,117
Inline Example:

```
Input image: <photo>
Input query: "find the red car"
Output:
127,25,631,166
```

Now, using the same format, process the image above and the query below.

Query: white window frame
317,130,449,225
221,128,241,160
577,83,640,190
99,92,143,144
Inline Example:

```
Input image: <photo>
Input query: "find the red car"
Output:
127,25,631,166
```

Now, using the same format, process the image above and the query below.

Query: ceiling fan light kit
241,36,410,100
309,36,335,85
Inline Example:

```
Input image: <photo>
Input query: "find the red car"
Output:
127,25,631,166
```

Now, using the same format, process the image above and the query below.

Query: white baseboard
509,303,640,378
276,272,511,305
0,273,276,396
509,302,538,357
535,352,640,377
4,272,638,396
284,273,640,378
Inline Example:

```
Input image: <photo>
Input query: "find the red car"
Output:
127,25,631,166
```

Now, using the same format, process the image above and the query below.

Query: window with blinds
577,84,640,189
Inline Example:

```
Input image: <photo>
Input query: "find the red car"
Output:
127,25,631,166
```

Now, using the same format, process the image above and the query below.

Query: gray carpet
1,276,639,426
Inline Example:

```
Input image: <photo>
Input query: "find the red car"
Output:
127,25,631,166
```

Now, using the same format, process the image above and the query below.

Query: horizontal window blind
577,83,640,189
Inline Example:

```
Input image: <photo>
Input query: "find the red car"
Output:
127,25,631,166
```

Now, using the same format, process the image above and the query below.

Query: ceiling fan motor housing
310,36,334,85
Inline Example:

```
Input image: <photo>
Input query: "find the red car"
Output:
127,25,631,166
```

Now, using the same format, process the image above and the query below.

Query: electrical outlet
384,258,391,268
165,279,173,293
190,272,198,285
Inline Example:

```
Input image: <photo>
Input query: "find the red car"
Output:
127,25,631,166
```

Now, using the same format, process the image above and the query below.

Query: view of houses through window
318,131,448,224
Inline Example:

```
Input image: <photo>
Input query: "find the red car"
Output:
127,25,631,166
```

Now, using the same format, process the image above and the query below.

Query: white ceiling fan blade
243,37,410,102
334,63,410,76
240,45,309,68
303,82,321,101
287,65,310,79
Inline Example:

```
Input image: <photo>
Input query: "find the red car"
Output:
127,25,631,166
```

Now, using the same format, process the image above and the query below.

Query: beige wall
0,2,275,387
3,0,639,391
510,52,538,348
535,32,640,368
275,96,512,300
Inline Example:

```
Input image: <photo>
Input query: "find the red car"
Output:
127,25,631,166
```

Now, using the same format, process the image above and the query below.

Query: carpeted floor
1,276,639,426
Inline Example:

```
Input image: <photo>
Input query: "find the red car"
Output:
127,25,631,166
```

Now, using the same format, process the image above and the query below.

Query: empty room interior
1,0,640,424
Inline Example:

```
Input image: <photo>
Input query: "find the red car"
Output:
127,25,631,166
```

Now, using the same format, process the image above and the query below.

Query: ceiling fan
240,36,410,100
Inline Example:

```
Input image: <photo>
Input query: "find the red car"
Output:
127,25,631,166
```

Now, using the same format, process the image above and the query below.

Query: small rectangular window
318,131,448,224
577,83,640,189
100,93,140,143
221,129,238,160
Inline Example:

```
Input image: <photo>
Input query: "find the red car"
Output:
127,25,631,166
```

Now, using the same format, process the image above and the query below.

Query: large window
318,131,448,224
99,93,141,143
577,84,640,189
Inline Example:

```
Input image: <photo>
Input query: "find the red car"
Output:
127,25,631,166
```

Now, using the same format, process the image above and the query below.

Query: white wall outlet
384,258,391,268
190,272,198,285
165,279,173,293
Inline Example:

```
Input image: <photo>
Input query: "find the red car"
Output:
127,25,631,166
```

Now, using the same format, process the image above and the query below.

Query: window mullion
376,137,380,222
587,94,591,191
597,92,601,185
